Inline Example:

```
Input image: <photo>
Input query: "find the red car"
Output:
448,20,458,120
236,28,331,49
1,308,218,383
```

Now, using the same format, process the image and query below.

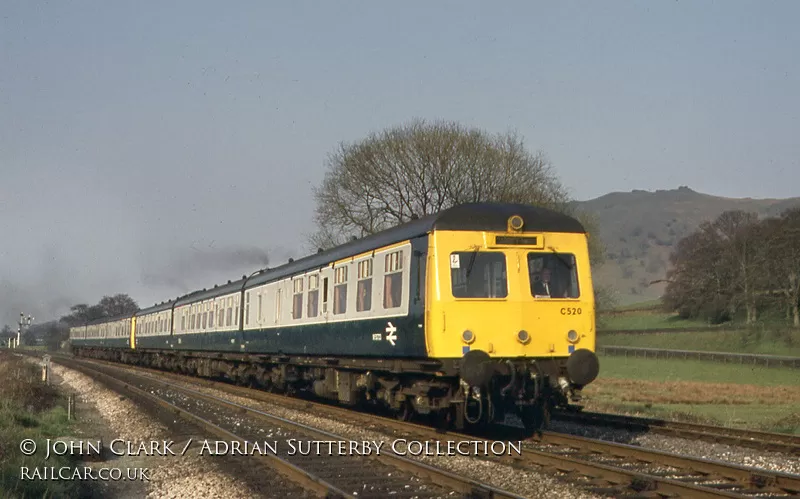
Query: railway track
552,409,800,456
39,353,800,498
47,354,525,499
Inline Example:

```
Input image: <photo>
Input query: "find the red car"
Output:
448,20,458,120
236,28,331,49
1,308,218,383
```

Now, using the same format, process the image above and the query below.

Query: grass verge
582,356,800,434
598,311,713,330
0,352,85,498
598,328,800,356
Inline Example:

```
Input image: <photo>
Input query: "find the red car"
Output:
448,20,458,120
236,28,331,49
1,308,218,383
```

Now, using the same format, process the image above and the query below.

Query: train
70,202,600,432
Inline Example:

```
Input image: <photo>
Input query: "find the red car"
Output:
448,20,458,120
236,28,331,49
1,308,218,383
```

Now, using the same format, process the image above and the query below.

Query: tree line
663,208,800,327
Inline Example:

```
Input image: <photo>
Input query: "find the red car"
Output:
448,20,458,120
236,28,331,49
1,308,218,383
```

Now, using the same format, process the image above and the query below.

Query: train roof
245,202,585,289
135,300,177,316
86,312,135,326
173,278,247,307
78,203,585,316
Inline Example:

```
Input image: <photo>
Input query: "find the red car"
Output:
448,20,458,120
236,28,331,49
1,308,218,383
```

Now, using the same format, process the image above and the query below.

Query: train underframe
72,346,599,433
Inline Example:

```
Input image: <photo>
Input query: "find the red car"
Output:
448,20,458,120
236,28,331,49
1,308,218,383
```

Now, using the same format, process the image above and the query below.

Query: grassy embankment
0,352,84,498
597,299,800,356
590,299,800,434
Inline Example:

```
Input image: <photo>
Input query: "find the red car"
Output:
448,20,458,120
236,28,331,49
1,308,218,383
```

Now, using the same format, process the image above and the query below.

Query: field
0,352,84,498
582,356,800,434
598,328,800,356
598,310,711,331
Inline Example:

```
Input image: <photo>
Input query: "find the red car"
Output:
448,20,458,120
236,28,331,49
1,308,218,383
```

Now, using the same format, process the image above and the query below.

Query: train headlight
461,330,475,344
567,330,579,343
508,215,524,232
517,330,530,344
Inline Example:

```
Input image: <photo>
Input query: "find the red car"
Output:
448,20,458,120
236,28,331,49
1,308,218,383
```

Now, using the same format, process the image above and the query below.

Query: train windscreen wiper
547,247,574,269
465,249,479,279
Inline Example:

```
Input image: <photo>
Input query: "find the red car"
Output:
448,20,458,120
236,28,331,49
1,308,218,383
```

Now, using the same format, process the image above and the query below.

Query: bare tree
310,119,604,262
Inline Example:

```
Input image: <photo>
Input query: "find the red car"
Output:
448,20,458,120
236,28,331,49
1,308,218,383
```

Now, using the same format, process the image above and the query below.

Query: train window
202,311,208,329
528,253,580,299
450,251,508,298
292,278,304,319
234,297,239,326
307,289,319,317
227,305,233,327
293,293,303,319
258,294,263,322
357,259,373,312
245,293,250,325
333,266,348,315
333,285,347,314
357,279,372,312
383,250,404,308
307,275,319,317
218,301,225,327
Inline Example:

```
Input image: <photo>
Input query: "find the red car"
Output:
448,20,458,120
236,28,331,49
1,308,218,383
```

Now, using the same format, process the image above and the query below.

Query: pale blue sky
1,1,798,324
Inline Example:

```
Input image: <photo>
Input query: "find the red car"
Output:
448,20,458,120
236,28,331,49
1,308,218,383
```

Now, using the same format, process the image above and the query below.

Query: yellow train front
424,204,599,431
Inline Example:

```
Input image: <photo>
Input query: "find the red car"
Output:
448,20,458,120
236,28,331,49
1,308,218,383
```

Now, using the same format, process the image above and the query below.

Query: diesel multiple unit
71,202,600,431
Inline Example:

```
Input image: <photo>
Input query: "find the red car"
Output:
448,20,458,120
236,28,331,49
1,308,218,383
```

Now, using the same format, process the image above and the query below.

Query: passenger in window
533,267,553,297
357,281,372,312
384,274,402,308
534,267,569,298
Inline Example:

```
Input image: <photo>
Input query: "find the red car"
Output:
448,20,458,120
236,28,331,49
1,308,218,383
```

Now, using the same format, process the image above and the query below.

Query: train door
322,276,330,323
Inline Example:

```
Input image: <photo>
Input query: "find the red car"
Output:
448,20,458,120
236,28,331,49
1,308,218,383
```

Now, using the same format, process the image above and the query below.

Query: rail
598,345,800,368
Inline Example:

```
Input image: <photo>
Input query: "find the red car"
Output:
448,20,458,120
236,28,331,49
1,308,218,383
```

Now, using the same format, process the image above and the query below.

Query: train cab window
357,259,373,312
292,278,304,319
333,266,348,315
528,253,580,299
450,251,508,298
307,275,320,317
383,250,404,308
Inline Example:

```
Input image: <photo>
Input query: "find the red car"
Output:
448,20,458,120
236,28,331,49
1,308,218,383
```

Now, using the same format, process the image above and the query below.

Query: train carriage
70,202,599,431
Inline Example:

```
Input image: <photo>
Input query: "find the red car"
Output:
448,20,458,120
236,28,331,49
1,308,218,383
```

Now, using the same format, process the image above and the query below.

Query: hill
577,186,800,305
